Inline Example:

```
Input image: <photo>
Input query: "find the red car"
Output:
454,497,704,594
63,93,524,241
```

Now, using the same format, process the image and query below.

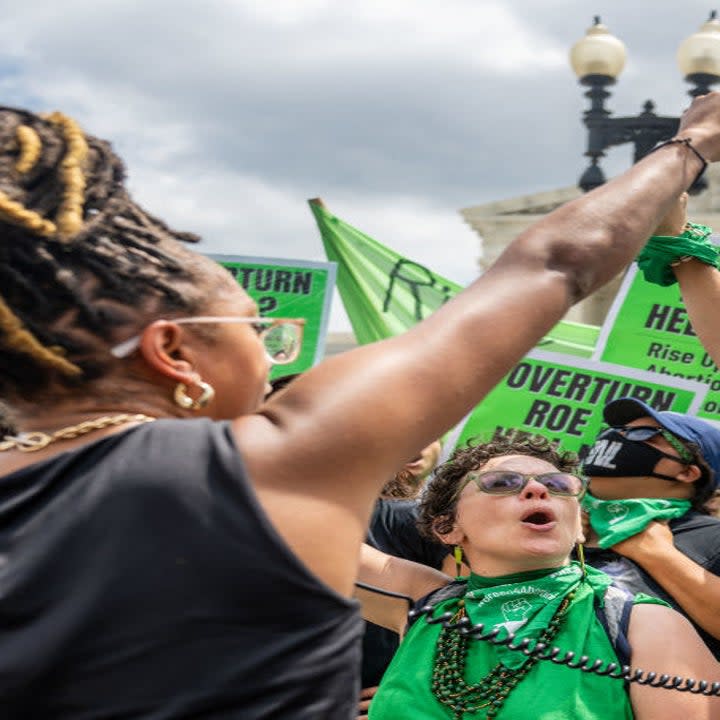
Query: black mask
582,429,686,482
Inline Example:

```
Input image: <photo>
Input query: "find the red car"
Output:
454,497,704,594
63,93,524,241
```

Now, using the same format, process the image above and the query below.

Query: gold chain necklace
0,414,156,453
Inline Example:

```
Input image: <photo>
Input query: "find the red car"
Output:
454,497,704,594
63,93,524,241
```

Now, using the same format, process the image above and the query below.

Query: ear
675,463,703,485
432,516,466,547
136,321,199,384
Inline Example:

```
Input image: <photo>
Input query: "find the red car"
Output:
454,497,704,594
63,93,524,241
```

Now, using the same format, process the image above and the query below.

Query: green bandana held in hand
582,494,691,548
637,222,719,286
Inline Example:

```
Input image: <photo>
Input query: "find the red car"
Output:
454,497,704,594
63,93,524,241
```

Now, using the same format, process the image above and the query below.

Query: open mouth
520,509,556,528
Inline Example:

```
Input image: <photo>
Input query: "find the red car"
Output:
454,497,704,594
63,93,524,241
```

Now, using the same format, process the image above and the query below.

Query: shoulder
628,602,698,645
115,418,242,475
671,510,720,531
627,602,720,719
412,579,467,616
627,602,694,666
88,417,235,461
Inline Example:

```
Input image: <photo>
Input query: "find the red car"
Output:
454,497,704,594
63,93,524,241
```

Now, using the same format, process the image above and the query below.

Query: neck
468,565,569,586
11,407,162,433
464,554,571,578
8,389,188,433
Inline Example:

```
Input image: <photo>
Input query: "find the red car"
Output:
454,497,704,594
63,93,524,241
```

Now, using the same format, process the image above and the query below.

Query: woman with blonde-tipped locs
1,98,720,719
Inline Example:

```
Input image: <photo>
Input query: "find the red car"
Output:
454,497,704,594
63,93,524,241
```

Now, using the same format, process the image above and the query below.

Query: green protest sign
593,262,720,424
208,255,336,378
443,350,707,456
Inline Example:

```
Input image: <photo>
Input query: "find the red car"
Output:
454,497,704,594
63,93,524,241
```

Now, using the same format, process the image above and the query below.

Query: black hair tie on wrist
647,137,709,188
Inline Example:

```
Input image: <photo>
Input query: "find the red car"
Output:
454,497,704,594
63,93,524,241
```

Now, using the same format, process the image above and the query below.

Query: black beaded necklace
430,590,575,719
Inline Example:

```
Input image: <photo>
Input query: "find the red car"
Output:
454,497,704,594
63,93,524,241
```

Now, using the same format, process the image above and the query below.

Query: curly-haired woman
359,436,719,720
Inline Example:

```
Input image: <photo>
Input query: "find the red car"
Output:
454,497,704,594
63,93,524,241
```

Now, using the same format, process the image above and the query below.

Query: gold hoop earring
174,380,215,411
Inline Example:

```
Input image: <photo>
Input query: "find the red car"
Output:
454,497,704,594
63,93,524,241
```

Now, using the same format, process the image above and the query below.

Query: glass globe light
570,17,627,80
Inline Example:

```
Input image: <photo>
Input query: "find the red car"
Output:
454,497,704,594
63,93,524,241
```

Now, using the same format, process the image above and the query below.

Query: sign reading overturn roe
446,350,707,455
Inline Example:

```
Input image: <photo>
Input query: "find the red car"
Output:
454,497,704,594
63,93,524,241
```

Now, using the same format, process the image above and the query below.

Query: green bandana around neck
369,562,643,720
582,493,690,548
463,563,607,669
637,221,719,286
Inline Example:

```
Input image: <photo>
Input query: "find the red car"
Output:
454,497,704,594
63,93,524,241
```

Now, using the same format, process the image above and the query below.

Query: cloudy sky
0,0,715,329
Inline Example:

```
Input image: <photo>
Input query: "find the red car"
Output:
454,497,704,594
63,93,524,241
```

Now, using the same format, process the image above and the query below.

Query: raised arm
642,188,720,370
236,93,720,595
674,260,720,368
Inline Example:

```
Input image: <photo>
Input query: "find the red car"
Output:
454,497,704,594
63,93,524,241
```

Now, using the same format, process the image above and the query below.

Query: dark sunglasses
603,425,694,463
461,470,586,498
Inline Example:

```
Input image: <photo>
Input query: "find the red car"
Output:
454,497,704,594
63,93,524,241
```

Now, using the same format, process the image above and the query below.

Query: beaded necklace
431,589,575,719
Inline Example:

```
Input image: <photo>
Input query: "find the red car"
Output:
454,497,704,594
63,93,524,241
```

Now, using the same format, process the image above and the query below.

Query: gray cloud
0,0,715,328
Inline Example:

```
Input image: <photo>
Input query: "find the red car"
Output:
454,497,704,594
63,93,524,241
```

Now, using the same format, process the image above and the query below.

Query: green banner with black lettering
208,254,336,378
308,198,599,357
444,350,707,456
593,262,720,424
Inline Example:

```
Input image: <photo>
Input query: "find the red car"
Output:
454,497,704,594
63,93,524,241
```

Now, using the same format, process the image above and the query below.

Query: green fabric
464,564,590,669
582,494,691,549
307,199,598,356
369,562,641,720
637,222,719,286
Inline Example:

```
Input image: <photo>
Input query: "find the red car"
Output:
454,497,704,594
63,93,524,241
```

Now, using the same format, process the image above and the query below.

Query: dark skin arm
234,94,720,597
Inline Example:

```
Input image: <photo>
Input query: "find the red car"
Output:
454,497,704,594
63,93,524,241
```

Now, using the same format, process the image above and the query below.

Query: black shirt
0,419,363,719
362,498,448,688
584,510,720,659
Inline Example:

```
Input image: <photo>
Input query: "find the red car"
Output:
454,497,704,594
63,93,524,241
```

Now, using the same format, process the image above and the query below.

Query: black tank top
0,418,362,718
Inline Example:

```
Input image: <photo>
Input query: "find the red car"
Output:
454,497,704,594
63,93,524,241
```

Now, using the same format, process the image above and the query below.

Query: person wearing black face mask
581,397,720,660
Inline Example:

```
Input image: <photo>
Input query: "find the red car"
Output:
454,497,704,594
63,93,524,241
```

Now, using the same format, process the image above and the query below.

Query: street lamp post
570,13,720,194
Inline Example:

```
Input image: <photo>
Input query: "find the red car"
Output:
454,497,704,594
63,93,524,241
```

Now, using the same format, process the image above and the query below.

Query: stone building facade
460,163,720,326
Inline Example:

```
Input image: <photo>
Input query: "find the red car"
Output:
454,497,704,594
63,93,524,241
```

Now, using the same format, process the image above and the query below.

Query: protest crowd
1,90,720,720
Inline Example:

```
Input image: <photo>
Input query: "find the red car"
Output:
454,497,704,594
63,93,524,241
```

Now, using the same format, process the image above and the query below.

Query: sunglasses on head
460,470,586,498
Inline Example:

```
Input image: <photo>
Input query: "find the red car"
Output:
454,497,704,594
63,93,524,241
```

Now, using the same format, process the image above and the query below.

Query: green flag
308,198,598,355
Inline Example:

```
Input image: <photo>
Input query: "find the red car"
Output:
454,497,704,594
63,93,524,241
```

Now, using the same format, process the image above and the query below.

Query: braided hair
0,106,211,403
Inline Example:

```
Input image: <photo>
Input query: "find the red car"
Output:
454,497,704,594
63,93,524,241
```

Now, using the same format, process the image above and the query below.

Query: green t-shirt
370,563,660,720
